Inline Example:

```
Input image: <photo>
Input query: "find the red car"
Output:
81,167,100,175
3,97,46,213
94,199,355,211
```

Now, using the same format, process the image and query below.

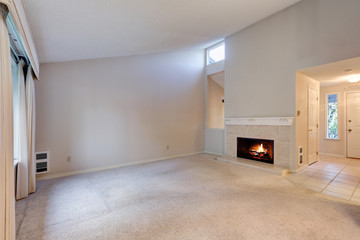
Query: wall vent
298,146,303,165
35,151,49,174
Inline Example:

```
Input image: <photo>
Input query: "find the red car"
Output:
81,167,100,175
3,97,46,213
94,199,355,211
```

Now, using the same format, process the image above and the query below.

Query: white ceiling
300,56,360,87
23,0,301,63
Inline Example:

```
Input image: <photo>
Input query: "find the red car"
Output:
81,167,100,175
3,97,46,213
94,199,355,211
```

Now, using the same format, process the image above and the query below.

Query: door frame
344,90,360,158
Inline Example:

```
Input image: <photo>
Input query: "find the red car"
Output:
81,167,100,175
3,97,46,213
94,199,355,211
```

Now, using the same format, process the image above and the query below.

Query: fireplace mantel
224,117,294,126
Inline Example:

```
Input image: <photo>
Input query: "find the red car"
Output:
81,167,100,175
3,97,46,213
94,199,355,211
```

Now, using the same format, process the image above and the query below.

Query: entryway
286,155,360,202
297,56,360,163
294,56,360,201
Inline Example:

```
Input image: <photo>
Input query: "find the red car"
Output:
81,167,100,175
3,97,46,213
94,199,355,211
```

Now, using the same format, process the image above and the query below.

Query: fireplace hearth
237,137,274,164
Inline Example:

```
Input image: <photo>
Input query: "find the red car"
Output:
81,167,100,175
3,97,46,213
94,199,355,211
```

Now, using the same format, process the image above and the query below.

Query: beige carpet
16,154,360,240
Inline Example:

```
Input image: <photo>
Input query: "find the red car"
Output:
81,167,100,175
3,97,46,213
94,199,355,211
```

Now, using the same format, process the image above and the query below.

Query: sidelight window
326,93,338,139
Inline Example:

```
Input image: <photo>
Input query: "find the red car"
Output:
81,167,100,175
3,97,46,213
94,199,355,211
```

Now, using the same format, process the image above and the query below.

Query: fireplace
237,137,274,164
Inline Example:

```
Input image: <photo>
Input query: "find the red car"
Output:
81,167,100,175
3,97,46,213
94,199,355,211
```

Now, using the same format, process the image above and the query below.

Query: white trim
293,164,308,173
319,152,346,158
224,117,294,126
323,138,340,141
204,151,223,156
204,53,208,128
206,60,224,76
205,128,225,132
344,92,347,157
36,152,204,180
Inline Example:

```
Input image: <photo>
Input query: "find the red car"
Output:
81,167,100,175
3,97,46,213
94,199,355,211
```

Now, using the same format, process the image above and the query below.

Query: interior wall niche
207,71,224,129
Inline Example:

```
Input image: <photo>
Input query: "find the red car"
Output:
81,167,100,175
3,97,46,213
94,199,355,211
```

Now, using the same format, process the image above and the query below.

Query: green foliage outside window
327,94,338,139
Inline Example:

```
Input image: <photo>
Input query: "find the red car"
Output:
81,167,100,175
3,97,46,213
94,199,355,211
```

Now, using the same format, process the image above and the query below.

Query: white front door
308,86,319,164
347,92,360,158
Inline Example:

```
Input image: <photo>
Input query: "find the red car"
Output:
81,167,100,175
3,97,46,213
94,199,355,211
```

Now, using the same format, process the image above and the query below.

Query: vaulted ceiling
23,0,301,63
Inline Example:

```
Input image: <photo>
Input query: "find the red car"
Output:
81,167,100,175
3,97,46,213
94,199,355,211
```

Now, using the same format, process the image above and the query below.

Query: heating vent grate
35,151,49,174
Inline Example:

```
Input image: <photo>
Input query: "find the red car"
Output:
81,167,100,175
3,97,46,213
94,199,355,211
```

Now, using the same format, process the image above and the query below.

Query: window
207,42,225,65
326,93,338,139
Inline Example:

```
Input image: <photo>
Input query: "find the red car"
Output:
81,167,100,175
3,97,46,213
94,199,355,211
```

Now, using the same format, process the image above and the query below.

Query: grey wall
36,50,205,176
225,0,360,118
225,0,360,171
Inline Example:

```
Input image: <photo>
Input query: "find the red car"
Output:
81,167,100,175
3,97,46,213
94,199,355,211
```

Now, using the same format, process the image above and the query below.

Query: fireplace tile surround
225,118,294,169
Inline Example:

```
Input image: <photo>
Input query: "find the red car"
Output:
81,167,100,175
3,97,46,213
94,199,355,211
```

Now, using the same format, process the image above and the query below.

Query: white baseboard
204,151,223,156
293,164,308,173
36,151,204,180
319,152,346,158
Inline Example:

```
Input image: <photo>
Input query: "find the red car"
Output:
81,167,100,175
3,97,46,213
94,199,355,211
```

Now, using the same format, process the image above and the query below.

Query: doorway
298,56,360,161
292,57,360,201
347,92,360,158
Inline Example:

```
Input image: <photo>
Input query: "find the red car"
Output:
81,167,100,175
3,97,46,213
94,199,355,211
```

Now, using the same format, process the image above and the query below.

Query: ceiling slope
23,0,301,63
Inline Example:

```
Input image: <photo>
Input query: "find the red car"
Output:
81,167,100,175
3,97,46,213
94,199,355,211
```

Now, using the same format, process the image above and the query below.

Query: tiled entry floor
286,155,360,202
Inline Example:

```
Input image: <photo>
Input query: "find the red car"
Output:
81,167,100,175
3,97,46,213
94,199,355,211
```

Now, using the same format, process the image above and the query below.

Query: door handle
348,129,352,132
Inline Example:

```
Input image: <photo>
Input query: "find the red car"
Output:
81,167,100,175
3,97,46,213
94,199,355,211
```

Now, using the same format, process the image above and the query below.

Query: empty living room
1,0,360,239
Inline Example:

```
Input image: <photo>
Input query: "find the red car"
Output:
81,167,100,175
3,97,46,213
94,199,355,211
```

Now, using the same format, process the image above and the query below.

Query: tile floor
286,155,360,202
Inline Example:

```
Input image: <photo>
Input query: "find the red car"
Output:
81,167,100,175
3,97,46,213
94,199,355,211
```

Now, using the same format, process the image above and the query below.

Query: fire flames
238,138,273,163
256,144,266,153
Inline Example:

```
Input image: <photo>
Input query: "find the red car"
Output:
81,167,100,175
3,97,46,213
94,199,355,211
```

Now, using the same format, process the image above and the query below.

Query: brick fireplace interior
237,137,274,164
